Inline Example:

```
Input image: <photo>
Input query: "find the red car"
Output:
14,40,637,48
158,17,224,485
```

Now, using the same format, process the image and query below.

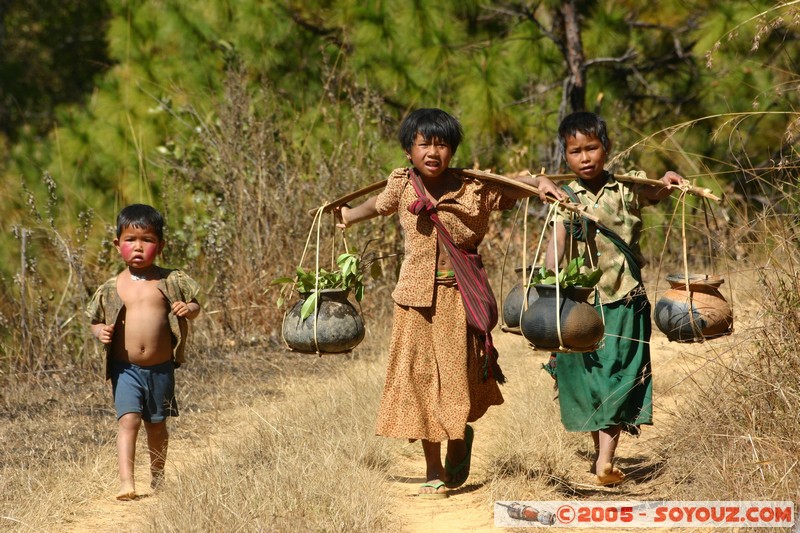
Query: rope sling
406,168,506,384
560,183,644,286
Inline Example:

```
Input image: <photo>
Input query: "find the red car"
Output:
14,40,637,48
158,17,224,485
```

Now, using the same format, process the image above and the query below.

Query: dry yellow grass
1,257,796,532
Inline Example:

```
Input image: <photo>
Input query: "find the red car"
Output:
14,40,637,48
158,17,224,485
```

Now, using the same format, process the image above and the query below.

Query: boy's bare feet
116,480,137,501
596,463,626,486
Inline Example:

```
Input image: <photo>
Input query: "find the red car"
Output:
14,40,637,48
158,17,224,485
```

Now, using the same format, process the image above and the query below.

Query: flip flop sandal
418,480,448,499
444,424,474,489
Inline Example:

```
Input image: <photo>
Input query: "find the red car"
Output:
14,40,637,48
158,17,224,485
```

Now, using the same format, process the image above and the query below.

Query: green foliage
5,0,800,215
1,0,799,365
0,0,111,140
531,257,603,288
272,252,367,320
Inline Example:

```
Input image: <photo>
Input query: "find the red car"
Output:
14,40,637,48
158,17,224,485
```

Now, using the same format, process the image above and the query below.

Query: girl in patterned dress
338,108,563,498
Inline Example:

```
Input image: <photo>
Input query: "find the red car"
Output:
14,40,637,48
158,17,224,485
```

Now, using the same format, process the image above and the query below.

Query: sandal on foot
418,480,448,499
444,424,474,489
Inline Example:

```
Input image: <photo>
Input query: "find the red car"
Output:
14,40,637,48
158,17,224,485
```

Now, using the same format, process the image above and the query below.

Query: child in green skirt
545,111,686,485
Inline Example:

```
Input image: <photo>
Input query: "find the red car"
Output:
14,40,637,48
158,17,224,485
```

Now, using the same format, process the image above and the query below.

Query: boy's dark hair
398,108,463,154
557,111,611,157
116,204,165,240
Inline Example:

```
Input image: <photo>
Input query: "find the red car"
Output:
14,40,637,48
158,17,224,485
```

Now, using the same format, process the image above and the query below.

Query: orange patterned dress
373,168,515,442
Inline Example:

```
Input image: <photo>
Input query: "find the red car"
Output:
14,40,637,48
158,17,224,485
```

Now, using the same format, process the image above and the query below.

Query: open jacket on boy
86,266,201,379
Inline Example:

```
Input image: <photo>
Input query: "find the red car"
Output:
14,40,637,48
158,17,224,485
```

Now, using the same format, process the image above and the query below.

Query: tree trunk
560,0,586,112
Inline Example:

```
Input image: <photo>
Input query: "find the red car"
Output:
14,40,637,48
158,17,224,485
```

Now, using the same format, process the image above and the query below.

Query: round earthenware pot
502,266,541,329
654,274,733,342
282,288,365,353
520,284,604,351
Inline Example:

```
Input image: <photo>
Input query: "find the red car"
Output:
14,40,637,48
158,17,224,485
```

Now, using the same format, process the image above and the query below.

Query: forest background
0,0,798,530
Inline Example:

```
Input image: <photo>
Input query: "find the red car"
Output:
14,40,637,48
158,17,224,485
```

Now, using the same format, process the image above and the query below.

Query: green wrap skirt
550,289,653,434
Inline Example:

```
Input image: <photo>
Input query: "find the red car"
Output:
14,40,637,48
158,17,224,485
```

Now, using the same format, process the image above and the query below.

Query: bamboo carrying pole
309,168,602,223
452,168,602,223
507,170,722,203
310,180,388,215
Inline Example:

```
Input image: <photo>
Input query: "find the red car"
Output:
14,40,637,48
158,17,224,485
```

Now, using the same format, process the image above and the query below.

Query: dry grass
657,216,800,502
159,65,400,345
145,347,394,532
482,348,587,500
1,333,397,532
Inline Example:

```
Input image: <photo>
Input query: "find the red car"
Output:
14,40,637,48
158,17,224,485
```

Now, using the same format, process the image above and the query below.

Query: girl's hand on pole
334,205,350,229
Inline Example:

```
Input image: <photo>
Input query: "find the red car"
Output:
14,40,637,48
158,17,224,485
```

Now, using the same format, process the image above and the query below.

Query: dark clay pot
502,266,541,329
520,284,604,351
654,274,733,342
282,289,365,353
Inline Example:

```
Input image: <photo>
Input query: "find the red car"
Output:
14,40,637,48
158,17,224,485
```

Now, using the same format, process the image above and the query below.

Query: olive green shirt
85,266,201,379
555,170,655,303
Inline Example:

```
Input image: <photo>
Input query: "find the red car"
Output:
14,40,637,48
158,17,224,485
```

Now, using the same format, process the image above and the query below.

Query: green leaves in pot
531,256,603,288
271,252,366,320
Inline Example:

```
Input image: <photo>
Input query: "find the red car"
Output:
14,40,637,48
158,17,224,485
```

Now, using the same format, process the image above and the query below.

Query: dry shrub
659,211,800,501
0,173,99,376
160,65,399,348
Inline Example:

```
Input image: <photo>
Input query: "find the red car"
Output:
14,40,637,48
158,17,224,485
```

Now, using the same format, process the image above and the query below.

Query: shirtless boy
87,204,201,500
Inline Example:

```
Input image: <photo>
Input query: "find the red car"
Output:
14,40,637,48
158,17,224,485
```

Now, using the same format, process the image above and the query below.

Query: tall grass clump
159,64,399,346
0,173,98,377
659,174,800,501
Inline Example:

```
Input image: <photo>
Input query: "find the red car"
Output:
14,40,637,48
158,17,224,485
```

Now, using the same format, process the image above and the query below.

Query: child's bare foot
596,463,626,486
116,480,137,501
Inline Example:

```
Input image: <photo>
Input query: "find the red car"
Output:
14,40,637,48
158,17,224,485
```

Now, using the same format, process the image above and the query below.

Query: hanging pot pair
502,200,604,352
280,207,366,355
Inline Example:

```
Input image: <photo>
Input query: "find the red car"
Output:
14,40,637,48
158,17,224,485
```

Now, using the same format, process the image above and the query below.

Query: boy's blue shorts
110,359,178,422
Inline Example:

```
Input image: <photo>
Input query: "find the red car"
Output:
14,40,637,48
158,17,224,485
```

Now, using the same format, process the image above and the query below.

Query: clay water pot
520,284,605,351
654,274,733,342
502,266,541,329
282,288,365,353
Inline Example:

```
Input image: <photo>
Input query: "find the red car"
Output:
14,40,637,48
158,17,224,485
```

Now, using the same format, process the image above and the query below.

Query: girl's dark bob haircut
398,108,463,153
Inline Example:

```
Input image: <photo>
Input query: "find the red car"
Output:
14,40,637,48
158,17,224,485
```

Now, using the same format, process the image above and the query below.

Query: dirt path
60,405,250,533
58,300,743,533
382,325,718,532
